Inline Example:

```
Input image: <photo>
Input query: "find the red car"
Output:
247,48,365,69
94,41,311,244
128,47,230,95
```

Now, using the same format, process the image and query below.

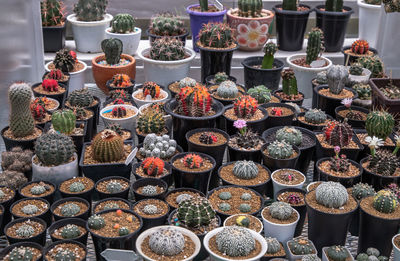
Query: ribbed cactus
141,157,165,176
110,13,135,33
276,126,303,146
324,120,353,147
67,88,95,108
214,72,229,84
149,228,185,256
137,112,165,134
325,0,343,11
199,132,218,144
8,246,34,260
139,134,177,159
282,0,298,10
266,237,281,254
373,189,398,213
327,65,349,94
282,68,299,96
61,224,81,239
183,153,204,169
8,83,35,138
217,80,238,98
306,28,324,65
110,74,132,87
269,202,294,220
46,69,64,81
88,214,106,229
326,246,350,261
73,107,90,120
42,79,60,92
92,129,125,162
142,82,161,99
267,140,294,159
199,0,209,12
61,203,81,216
353,83,371,100
262,42,277,69
150,37,185,61
305,109,327,124
358,56,384,78
16,224,35,238
52,109,76,135
233,160,259,180
349,63,363,76
352,183,375,200
247,85,271,104
368,150,398,176
198,22,235,49
315,181,348,208
150,13,185,36
41,0,65,26
53,48,76,73
351,40,369,55
316,71,328,85
101,38,123,65
288,237,315,255
365,110,395,140
73,0,108,22
35,132,75,166
238,0,263,17
177,85,212,117
233,95,258,118
216,227,255,257
112,106,127,118
177,196,216,227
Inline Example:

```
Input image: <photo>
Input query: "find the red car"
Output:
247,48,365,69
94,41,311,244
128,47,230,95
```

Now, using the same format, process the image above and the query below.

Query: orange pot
92,54,136,94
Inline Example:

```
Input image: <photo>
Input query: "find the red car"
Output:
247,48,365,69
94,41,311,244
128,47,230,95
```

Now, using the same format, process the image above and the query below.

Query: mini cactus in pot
52,109,76,135
262,42,277,69
41,0,66,52
177,85,212,117
276,68,303,102
216,80,239,99
266,140,296,159
148,13,187,46
247,85,272,104
365,110,395,141
306,28,324,66
137,111,166,136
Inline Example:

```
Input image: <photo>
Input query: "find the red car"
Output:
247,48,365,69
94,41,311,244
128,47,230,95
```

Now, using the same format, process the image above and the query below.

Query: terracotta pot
92,54,136,95
227,9,274,51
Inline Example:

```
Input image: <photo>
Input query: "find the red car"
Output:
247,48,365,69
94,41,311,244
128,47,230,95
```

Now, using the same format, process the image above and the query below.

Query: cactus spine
233,160,259,180
92,130,125,162
35,132,75,166
365,110,395,140
198,23,235,49
306,28,323,65
73,0,108,22
233,95,258,118
52,109,76,135
41,0,65,26
238,0,263,17
373,189,398,214
282,68,299,96
177,196,216,227
110,13,135,33
150,37,185,61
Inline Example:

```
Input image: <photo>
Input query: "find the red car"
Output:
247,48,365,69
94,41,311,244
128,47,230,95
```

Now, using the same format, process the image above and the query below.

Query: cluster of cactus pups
139,134,177,159
111,106,127,118
177,85,212,117
304,109,327,124
141,157,165,176
137,111,165,134
198,22,235,49
233,95,258,119
216,80,239,99
267,140,295,159
199,132,218,144
150,13,186,36
233,160,259,180
149,227,185,256
182,153,203,169
1,146,33,174
73,0,108,22
150,37,185,61
215,226,255,257
276,126,303,146
110,13,135,34
356,247,389,261
323,120,353,147
177,196,216,227
247,85,272,103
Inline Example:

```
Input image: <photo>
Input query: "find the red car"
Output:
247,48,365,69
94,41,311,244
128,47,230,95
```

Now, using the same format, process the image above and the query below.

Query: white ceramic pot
138,47,196,86
348,68,371,83
100,104,138,132
204,227,267,261
357,0,381,48
105,27,142,55
223,214,264,234
131,89,169,108
136,225,201,261
262,207,300,245
67,14,113,53
306,181,321,192
32,153,79,186
45,60,87,92
322,246,354,261
287,54,332,99
286,239,317,261
393,234,400,261
271,169,306,200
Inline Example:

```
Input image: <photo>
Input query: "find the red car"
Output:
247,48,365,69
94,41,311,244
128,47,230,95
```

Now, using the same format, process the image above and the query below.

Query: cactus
199,0,209,11
262,42,277,69
217,80,238,98
69,181,85,193
268,202,294,220
234,129,261,150
276,126,303,146
46,69,64,81
119,227,130,236
176,194,193,204
101,38,123,65
358,56,384,78
106,123,124,136
141,185,158,195
219,191,232,200
373,189,398,213
247,85,272,103
35,132,75,166
288,237,315,255
198,22,235,49
177,85,212,117
53,48,76,72
21,204,39,215
179,77,197,88
365,110,395,140
316,71,328,85
110,74,132,87
149,227,185,256
139,134,177,159
106,180,123,193
316,181,348,208
30,103,46,122
287,193,303,205
239,203,252,212
306,28,324,65
42,79,60,92
112,106,126,118
305,109,327,124
54,249,76,261
233,95,258,119
142,82,161,99
349,63,364,76
88,214,106,229
67,88,95,108
1,147,33,173
182,153,204,169
30,185,46,195
368,150,399,176
61,224,81,239
109,89,128,101
92,129,125,163
325,0,343,11
16,224,35,238
324,120,353,147
8,83,35,138
137,112,165,134
265,237,281,254
8,246,34,261
216,227,255,257
236,215,250,227
351,40,369,55
150,13,185,36
199,132,218,144
150,37,185,61
219,202,231,211
327,65,349,94
326,246,350,261
52,109,76,135
238,0,263,17
330,147,350,172
267,140,295,159
282,0,298,10
214,72,229,84
367,248,380,257
41,0,65,26
233,160,259,180
61,203,81,216
177,196,216,227
73,0,108,22
143,204,159,215
352,183,375,200
302,254,321,261
141,157,165,176
103,202,119,210
110,13,135,33
282,68,299,96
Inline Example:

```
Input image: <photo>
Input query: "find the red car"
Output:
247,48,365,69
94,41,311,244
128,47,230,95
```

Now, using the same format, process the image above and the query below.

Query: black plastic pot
349,205,361,237
79,112,94,142
0,205,4,237
11,197,51,226
50,197,90,221
132,178,168,201
42,23,66,52
86,96,101,134
18,180,56,204
59,177,95,205
315,131,364,161
136,126,172,145
132,162,173,187
315,6,354,52
32,82,68,106
358,197,400,257
262,126,317,174
79,141,133,182
164,188,205,211
147,29,189,46
198,43,239,83
228,140,263,163
260,103,296,128
93,197,132,214
87,209,143,261
262,143,300,171
315,85,358,117
273,4,312,51
341,46,378,65
164,99,225,150
335,105,369,129
223,105,269,136
48,217,88,245
4,217,47,246
132,198,170,231
1,126,43,151
0,241,43,260
273,90,305,106
106,79,135,95
43,239,87,261
296,111,334,131
360,157,400,191
241,56,285,91
95,176,130,200
316,158,362,188
0,186,16,236
186,128,229,190
205,74,237,87
135,142,184,163
355,129,396,162
276,188,307,237
171,152,216,194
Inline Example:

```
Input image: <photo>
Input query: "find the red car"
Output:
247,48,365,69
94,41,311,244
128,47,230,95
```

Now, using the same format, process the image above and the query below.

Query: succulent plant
150,37,185,61
111,106,127,118
281,68,299,97
365,110,395,140
265,237,281,254
302,254,321,261
367,248,380,257
73,0,108,22
325,0,343,11
16,224,35,238
149,227,185,256
239,203,252,212
316,182,348,208
262,42,277,69
306,28,324,65
110,74,132,88
326,245,349,261
323,120,353,147
141,157,165,176
198,22,235,49
233,160,259,180
88,214,105,230
1,147,33,173
106,180,123,193
177,85,212,117
305,109,327,124
61,203,81,217
67,88,94,108
53,48,76,72
267,140,295,159
21,204,39,215
103,202,120,210
143,204,159,215
35,132,75,166
373,189,398,213
351,40,369,55
142,81,161,99
110,13,135,33
8,246,34,261
199,132,218,144
177,196,216,227
92,130,124,163
42,79,60,92
236,215,250,227
61,224,81,239
241,192,252,200
349,63,364,76
247,85,272,103
182,153,203,169
358,56,384,78
0,170,27,190
276,126,303,146
141,185,158,196
269,202,294,220
287,193,303,205
176,194,193,204
217,80,238,98
219,191,232,200
30,185,46,195
368,150,399,176
329,148,350,172
52,109,76,135
353,83,371,100
73,107,91,120
54,249,76,261
179,77,197,88
30,103,46,122
237,0,263,17
233,95,258,119
139,134,177,160
327,65,349,95
69,181,85,193
288,237,315,255
316,71,328,85
233,129,261,150
137,112,165,134
356,248,389,261
119,227,130,236
219,202,231,211
150,13,185,36
216,226,255,257
46,69,65,81
352,183,375,200
214,72,229,84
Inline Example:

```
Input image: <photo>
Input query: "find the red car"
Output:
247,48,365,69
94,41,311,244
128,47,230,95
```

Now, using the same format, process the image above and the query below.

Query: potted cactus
132,81,169,108
100,104,139,132
270,168,306,199
32,78,67,106
286,237,317,260
0,242,43,261
42,69,70,89
334,98,369,128
105,13,141,55
347,62,372,84
315,0,354,52
67,0,112,53
356,248,389,261
30,99,51,129
1,83,43,151
136,111,169,144
50,197,90,221
323,245,354,261
41,0,66,52
261,140,300,171
106,74,135,94
297,109,332,131
357,0,382,48
274,68,304,105
342,39,378,65
264,237,287,260
226,0,274,51
147,13,188,46
131,178,168,201
92,38,136,94
348,183,375,236
287,28,332,98
43,239,87,261
205,71,237,86
247,85,281,104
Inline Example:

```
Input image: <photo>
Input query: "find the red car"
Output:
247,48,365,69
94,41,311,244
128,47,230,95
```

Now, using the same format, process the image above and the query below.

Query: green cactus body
327,65,349,94
365,110,395,140
119,226,130,236
150,37,185,61
149,227,185,256
267,140,294,159
216,227,255,257
150,13,185,36
352,183,375,200
106,180,123,193
247,85,272,103
53,49,75,73
41,0,65,26
214,72,229,84
61,203,81,217
261,42,277,69
368,150,398,176
217,81,239,98
276,126,303,146
92,130,124,163
282,0,298,10
137,112,165,134
111,14,135,33
101,38,123,65
177,196,216,227
326,246,349,261
349,63,364,76
55,249,76,261
269,202,294,220
232,160,259,180
238,0,263,17
69,182,85,192
61,224,81,239
288,237,315,255
316,182,348,208
316,71,328,85
73,0,108,22
353,83,371,100
16,225,35,238
325,0,344,12
306,28,323,65
35,132,75,166
219,191,232,200
8,246,34,261
219,202,231,211
282,69,299,96
358,56,384,78
8,83,35,138
199,0,208,12
67,88,94,108
198,23,235,49
52,109,76,135
373,189,398,214
88,214,105,229
141,185,158,196
265,237,281,254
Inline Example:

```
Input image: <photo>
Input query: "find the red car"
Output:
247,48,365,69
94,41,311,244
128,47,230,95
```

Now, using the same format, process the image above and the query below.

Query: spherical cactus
351,39,369,55
149,227,185,256
368,150,398,176
150,12,186,36
179,77,197,88
54,249,76,261
288,237,315,255
150,37,185,61
141,185,158,196
176,194,192,204
182,153,203,169
119,227,130,236
73,0,107,22
316,71,328,85
217,80,238,98
324,120,353,147
373,189,398,214
141,157,165,176
236,216,250,227
8,246,33,261
92,130,124,163
358,56,384,78
112,106,127,118
104,202,120,210
365,110,395,140
233,95,258,119
268,202,294,221
327,65,349,95
61,203,81,217
219,202,231,211
110,13,135,33
326,246,350,261
61,224,81,239
276,126,303,146
215,226,255,257
101,38,123,65
142,81,161,99
218,191,232,200
352,183,375,200
239,203,252,213
137,111,165,134
177,85,212,117
214,72,229,84
316,182,349,208
143,204,159,215
265,237,281,254
21,204,39,215
16,224,35,238
241,193,252,200
53,48,75,72
305,109,327,124
349,63,364,76
247,85,272,104
232,160,259,180
267,140,295,159
34,132,75,166
52,109,76,135
177,196,216,227
198,22,235,49
366,248,380,257
67,88,94,108
88,215,105,230
106,181,123,193
69,181,85,193
199,132,218,145
30,185,46,195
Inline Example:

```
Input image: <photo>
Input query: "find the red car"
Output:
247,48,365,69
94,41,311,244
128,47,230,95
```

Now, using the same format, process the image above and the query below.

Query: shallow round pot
105,27,142,55
223,214,264,234
100,104,138,132
48,217,88,245
131,89,169,108
287,54,332,99
204,226,267,261
226,9,275,51
271,168,306,199
92,54,136,94
67,14,113,53
262,143,300,172
136,225,201,261
45,60,87,92
262,207,300,244
347,68,371,83
138,47,196,86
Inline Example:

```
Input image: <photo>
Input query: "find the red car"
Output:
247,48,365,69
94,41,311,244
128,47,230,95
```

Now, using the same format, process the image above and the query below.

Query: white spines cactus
276,126,303,146
265,237,281,254
316,182,348,208
149,227,185,256
30,185,46,195
143,204,159,215
217,80,238,98
302,254,321,261
139,134,177,160
141,185,158,196
232,160,259,180
268,202,294,220
267,140,295,159
179,77,197,88
215,227,256,257
16,224,35,238
21,204,39,215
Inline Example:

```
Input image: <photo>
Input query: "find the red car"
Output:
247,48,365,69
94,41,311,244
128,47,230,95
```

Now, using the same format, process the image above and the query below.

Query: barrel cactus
352,183,375,200
276,126,303,146
305,109,327,124
106,180,123,193
61,224,81,239
110,13,135,33
141,157,165,176
150,13,185,36
324,120,353,147
150,37,185,61
67,88,95,108
177,196,216,227
215,226,255,257
368,150,399,176
239,203,252,213
61,203,81,217
101,38,123,65
267,140,295,159
373,189,398,214
52,109,76,135
92,129,125,163
326,246,350,261
327,65,349,95
219,191,232,200
88,214,106,230
238,0,263,17
137,111,165,134
73,0,107,22
219,202,231,211
214,72,229,84
265,237,281,254
198,22,235,49
217,80,238,98
247,85,272,103
232,160,259,180
149,227,185,256
35,132,75,166
365,110,395,140
315,182,348,208
268,202,294,221
288,237,315,255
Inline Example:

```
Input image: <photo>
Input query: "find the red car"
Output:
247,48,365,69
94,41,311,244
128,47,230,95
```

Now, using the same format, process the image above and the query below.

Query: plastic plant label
310,60,326,68
211,0,224,10
125,147,138,165
145,95,152,101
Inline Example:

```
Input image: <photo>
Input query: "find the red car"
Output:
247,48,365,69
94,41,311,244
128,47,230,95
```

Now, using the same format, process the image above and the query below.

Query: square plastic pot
370,78,400,121
286,239,317,261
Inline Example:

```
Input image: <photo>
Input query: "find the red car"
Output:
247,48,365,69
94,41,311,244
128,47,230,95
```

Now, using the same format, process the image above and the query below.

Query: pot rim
146,28,189,38
105,27,142,36
93,197,132,214
314,5,354,15
261,206,300,226
186,4,227,15
357,0,382,9
271,168,306,187
316,157,363,180
273,4,313,14
43,239,87,261
45,60,87,75
164,99,225,121
287,54,332,71
227,8,275,20
10,197,50,219
314,85,359,101
223,213,264,233
131,89,168,104
196,41,239,53
92,54,136,69
4,216,47,240
138,47,196,65
241,56,285,72
132,198,170,221
261,126,317,151
100,104,138,121
392,234,400,252
66,13,113,26
19,180,56,198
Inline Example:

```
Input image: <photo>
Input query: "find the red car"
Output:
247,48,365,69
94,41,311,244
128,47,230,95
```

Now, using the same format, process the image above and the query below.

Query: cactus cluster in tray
315,182,348,208
216,226,255,257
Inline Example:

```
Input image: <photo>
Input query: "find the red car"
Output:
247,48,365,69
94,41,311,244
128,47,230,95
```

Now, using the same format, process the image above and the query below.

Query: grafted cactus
262,42,277,69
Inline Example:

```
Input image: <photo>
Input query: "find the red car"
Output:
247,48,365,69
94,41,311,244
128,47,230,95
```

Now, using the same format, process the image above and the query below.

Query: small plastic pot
262,207,300,244
31,82,68,106
260,103,296,128
315,85,358,117
132,198,170,231
95,176,130,200
43,239,87,261
316,157,362,188
270,169,306,200
223,105,269,136
50,197,90,221
93,197,132,214
59,177,95,205
322,246,354,261
334,105,369,129
0,241,43,260
262,143,300,172
10,197,51,226
242,57,285,91
18,180,56,205
0,186,16,235
1,126,43,151
360,157,400,191
341,45,378,65
227,141,263,163
286,239,317,260
132,162,173,187
164,188,205,211
273,90,305,106
48,217,88,245
132,178,168,201
4,217,47,246
296,112,334,132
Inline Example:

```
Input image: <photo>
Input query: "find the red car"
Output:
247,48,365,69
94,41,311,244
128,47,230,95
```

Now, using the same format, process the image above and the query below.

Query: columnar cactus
351,40,369,55
137,112,165,134
216,227,255,257
324,120,353,147
268,202,294,220
247,85,272,103
139,134,177,159
142,82,161,99
306,28,324,65
110,74,132,87
326,246,350,261
41,0,65,26
198,22,235,49
177,85,212,117
149,228,185,256
233,95,258,118
327,65,349,94
282,68,299,96
304,109,327,124
267,140,294,159
110,13,135,33
373,189,398,213
141,157,165,176
368,150,399,176
315,182,348,208
262,42,277,69
282,0,298,10
67,88,95,108
177,196,216,227
199,132,218,144
8,246,34,260
233,160,259,180
276,126,303,146
288,237,315,255
35,132,75,166
150,37,185,61
265,237,281,254
150,13,185,36
238,0,263,17
112,106,127,118
182,153,203,169
199,0,209,11
53,48,76,72
358,56,384,78
365,110,395,140
101,38,123,65
352,183,375,200
217,80,239,98
73,0,108,22
92,129,125,162
325,0,343,12
52,109,76,135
